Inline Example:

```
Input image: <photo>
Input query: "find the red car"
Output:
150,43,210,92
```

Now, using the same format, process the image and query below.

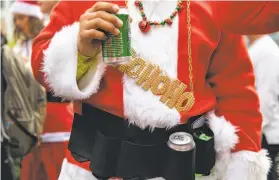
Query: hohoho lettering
118,57,195,112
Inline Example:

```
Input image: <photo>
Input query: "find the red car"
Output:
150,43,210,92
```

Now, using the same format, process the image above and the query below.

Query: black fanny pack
68,104,215,180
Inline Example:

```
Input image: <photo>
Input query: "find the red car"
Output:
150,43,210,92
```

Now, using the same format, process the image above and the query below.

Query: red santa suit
10,1,74,180
31,1,279,180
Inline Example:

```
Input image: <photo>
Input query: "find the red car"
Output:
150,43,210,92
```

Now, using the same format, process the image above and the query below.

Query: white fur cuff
42,22,106,100
221,149,271,180
200,112,271,180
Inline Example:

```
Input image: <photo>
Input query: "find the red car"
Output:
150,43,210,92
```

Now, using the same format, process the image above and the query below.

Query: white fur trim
58,159,97,180
123,0,180,129
206,111,239,152
10,1,43,19
42,22,106,100
59,158,165,180
199,112,271,180
40,132,71,143
148,115,271,180
222,149,271,180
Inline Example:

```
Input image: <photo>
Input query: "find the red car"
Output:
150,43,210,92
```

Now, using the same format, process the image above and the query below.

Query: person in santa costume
11,0,44,63
10,1,74,180
31,1,279,180
37,0,59,25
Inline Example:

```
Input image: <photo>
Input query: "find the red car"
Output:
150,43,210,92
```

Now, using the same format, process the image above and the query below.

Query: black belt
46,92,70,103
68,104,215,179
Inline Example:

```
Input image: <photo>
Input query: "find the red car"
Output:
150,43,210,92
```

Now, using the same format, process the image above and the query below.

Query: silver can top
169,132,192,145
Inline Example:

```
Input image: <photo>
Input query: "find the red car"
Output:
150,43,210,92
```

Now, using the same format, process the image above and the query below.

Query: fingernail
117,19,123,27
113,5,119,12
115,29,120,35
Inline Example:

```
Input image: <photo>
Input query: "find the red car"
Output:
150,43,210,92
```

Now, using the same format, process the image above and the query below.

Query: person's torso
64,0,246,171
69,1,221,127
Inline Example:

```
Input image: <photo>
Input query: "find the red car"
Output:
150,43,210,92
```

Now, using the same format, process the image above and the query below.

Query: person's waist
81,103,206,143
69,103,215,178
82,91,217,122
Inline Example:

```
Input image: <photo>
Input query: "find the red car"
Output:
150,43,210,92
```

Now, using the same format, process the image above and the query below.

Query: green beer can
102,8,132,65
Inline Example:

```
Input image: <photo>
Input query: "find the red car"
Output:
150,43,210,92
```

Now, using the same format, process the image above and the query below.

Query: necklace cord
186,0,193,92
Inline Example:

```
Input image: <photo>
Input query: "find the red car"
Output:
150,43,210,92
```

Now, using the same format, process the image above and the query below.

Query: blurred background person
38,0,58,25
8,1,45,180
1,18,16,180
9,1,74,180
11,0,44,63
247,34,279,180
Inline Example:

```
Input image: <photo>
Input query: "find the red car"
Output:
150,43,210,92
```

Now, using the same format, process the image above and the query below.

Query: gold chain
186,0,193,92
127,0,194,92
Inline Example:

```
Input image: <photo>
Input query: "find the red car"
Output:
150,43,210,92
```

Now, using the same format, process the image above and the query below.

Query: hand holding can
77,2,123,57
102,8,132,65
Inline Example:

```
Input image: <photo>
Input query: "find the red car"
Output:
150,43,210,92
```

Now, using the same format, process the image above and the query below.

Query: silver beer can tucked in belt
167,132,195,152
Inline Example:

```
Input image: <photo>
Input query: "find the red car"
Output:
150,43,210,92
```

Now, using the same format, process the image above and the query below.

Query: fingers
86,18,120,36
80,29,107,41
84,11,123,28
87,2,120,14
78,1,125,56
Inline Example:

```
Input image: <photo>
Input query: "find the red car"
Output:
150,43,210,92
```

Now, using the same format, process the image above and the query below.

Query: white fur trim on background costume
10,1,43,19
40,132,71,143
42,22,106,100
